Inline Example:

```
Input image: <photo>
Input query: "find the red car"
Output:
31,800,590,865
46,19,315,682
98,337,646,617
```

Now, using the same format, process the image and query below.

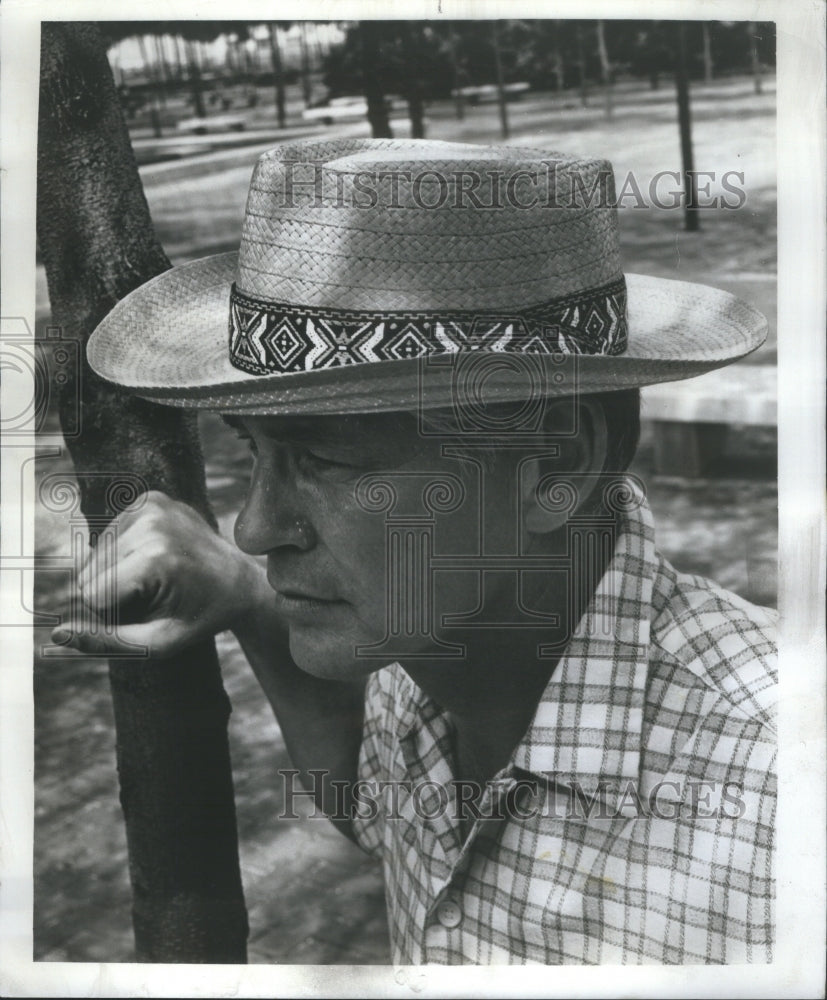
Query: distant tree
267,22,289,128
136,34,163,135
748,22,763,94
575,22,589,106
491,21,509,140
706,21,775,78
299,22,313,107
674,22,700,233
702,22,714,83
323,21,453,100
100,21,256,118
440,26,466,119
183,38,206,117
358,21,392,138
551,21,565,92
628,21,673,90
399,21,426,138
595,20,613,117
100,18,776,131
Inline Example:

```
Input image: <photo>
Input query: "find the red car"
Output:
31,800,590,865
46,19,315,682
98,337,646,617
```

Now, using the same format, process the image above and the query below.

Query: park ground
33,77,776,964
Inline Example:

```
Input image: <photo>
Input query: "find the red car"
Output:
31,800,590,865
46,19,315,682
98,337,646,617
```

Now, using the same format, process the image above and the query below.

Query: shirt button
436,896,462,928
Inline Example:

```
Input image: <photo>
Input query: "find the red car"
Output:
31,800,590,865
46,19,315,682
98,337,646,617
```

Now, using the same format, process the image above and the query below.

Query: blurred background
34,19,776,964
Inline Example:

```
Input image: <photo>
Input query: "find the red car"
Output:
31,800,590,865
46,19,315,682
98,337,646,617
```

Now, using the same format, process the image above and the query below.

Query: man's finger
50,618,183,659
78,551,153,614
75,497,171,589
76,529,143,594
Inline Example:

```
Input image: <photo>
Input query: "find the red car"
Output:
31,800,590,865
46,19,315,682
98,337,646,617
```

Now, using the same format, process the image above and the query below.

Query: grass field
33,76,776,964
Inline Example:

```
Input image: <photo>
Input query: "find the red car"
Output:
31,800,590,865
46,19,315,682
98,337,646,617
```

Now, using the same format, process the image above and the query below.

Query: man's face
229,411,516,680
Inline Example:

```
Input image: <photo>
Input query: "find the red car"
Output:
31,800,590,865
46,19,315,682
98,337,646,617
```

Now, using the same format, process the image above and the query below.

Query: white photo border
1,0,824,996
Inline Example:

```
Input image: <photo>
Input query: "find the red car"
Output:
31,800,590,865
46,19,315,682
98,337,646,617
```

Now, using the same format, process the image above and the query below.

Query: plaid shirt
352,485,777,964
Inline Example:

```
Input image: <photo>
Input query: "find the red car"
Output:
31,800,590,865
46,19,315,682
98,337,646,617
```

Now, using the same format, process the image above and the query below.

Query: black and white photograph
0,1,824,996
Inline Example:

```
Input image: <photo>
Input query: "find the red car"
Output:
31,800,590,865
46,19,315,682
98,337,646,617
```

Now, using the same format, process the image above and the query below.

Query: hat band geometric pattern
228,277,628,377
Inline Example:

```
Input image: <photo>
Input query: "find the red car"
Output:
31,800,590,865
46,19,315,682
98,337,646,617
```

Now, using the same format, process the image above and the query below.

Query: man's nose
234,464,317,556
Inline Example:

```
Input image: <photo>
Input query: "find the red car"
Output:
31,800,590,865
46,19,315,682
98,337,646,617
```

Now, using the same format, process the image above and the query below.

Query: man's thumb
50,619,160,658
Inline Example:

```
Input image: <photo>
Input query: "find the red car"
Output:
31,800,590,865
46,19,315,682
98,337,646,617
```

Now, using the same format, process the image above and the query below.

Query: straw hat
87,138,767,415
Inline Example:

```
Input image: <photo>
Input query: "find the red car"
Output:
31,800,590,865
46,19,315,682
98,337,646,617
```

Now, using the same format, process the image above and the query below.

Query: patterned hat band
229,277,628,376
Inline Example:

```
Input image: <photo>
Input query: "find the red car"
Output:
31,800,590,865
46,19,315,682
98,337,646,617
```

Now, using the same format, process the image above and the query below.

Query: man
56,139,776,964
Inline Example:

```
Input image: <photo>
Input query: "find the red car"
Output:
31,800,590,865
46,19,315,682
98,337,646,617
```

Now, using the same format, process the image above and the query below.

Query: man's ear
521,396,609,535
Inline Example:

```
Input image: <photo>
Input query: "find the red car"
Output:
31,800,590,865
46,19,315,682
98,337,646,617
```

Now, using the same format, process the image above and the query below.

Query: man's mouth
268,578,346,613
274,591,346,612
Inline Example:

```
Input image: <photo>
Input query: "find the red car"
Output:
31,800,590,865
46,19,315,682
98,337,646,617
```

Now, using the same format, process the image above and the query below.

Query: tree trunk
447,29,464,121
137,34,162,138
225,35,238,80
37,21,248,963
674,23,699,232
748,22,762,94
576,22,588,107
243,40,257,106
267,23,287,129
399,22,425,139
491,20,510,140
552,21,565,92
359,21,393,139
596,20,613,119
153,34,169,110
185,38,206,118
702,22,714,83
299,21,312,108
173,34,185,83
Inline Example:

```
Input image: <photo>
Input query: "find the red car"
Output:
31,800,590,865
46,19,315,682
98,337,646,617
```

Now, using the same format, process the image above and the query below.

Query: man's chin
287,626,380,681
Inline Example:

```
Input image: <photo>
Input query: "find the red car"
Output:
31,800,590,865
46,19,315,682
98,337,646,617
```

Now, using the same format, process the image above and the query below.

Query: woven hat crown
236,139,621,312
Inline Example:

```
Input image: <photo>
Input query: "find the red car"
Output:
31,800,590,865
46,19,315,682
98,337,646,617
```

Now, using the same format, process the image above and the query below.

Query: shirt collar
393,479,659,805
510,480,657,800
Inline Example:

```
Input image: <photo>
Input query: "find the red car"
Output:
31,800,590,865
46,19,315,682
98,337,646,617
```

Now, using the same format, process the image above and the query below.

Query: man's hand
52,489,366,840
52,490,267,657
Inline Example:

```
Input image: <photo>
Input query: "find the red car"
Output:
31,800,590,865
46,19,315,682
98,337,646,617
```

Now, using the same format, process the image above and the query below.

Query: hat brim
87,252,767,415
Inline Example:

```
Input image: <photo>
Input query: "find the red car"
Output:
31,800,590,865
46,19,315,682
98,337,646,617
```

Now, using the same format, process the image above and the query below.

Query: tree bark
359,21,393,139
37,21,248,963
